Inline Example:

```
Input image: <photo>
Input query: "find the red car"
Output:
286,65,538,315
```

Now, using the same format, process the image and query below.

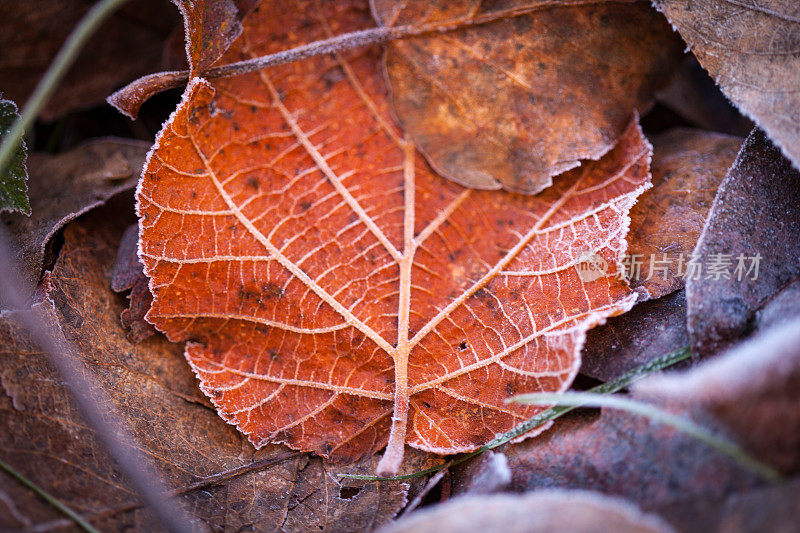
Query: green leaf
0,97,30,215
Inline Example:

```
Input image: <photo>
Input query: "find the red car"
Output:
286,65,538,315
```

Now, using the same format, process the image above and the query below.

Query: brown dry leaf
0,0,178,120
173,0,243,75
502,403,763,513
0,139,149,308
378,490,674,533
652,0,800,172
138,0,652,474
0,208,436,531
660,477,800,533
686,129,800,357
638,315,800,473
371,0,681,193
581,289,689,383
628,129,741,301
500,315,800,515
111,223,156,343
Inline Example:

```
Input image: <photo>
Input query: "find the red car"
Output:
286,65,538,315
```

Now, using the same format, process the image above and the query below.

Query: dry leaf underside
373,0,680,193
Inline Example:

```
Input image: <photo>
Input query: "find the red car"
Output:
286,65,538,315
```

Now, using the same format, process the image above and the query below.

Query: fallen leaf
628,129,741,301
502,406,763,512
173,0,243,75
378,489,674,533
138,0,652,473
638,316,800,472
0,97,29,215
0,207,435,531
372,0,681,193
501,314,800,512
659,476,800,533
652,0,800,172
111,224,156,343
0,139,149,308
686,129,800,357
581,289,689,383
0,0,178,120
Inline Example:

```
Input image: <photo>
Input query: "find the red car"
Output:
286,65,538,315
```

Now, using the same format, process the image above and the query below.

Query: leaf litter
2,0,800,529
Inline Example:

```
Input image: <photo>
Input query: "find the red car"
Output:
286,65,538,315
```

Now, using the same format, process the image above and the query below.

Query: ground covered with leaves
1,1,799,532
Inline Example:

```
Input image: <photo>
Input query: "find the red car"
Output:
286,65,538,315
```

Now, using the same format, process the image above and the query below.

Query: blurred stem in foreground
0,458,99,533
0,0,131,178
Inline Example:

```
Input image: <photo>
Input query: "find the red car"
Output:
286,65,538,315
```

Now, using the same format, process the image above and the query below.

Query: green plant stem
0,0,131,177
342,346,691,481
0,457,99,533
512,391,781,482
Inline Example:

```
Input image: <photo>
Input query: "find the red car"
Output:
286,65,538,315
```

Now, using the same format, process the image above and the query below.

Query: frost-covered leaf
687,129,800,357
108,0,253,118
628,129,741,301
653,0,800,172
138,0,652,474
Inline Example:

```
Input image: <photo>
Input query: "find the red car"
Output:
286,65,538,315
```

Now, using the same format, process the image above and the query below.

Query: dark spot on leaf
339,486,361,500
262,282,284,299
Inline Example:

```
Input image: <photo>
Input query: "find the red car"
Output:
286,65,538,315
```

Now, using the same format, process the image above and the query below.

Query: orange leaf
138,0,651,474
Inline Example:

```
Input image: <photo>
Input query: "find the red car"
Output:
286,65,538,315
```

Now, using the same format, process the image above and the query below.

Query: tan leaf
628,129,742,301
372,0,681,193
0,139,149,308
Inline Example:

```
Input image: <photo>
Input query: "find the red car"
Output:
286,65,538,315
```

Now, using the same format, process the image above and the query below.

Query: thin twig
341,346,692,481
108,0,641,113
512,392,782,482
0,228,194,533
0,458,99,533
0,0,131,177
209,0,640,79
